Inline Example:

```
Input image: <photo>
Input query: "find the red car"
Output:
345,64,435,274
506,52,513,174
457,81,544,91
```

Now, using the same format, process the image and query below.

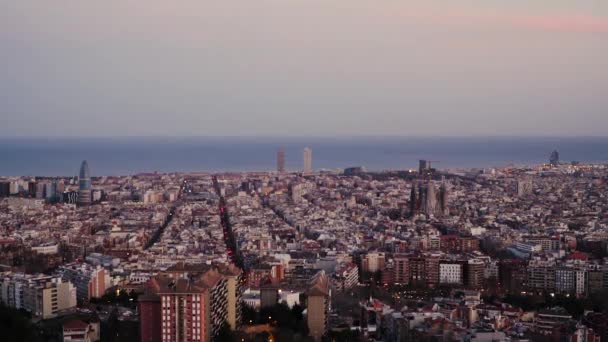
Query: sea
1,136,607,177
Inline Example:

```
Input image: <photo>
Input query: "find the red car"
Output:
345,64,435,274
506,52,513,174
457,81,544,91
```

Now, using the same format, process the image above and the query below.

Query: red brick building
139,293,162,342
139,265,241,342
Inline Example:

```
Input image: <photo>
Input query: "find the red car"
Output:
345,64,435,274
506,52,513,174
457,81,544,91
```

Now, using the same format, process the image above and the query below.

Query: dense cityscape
4,0,607,340
1,148,608,342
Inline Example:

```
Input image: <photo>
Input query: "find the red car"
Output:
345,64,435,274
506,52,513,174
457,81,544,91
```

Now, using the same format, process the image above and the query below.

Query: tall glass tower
77,160,92,206
303,147,313,175
277,147,286,173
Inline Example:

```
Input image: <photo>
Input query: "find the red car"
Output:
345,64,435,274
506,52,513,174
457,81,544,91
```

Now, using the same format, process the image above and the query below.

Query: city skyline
2,2,608,341
1,136,607,177
3,157,608,341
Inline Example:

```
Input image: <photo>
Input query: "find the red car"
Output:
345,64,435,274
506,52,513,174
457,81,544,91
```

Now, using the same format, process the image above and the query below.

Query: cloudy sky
1,0,607,136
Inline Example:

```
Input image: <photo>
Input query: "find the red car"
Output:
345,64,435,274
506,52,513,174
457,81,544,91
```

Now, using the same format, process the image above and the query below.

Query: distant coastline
1,136,607,177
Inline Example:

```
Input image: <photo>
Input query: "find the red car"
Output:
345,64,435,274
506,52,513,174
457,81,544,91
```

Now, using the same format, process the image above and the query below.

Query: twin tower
277,147,313,175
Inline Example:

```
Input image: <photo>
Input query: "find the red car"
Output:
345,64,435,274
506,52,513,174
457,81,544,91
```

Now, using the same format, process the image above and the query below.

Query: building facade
60,263,110,304
307,271,330,342
139,265,240,342
0,273,76,319
439,262,464,285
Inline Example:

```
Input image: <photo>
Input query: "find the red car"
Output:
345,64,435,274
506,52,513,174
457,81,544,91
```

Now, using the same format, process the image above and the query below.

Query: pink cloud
395,7,608,34
509,13,608,33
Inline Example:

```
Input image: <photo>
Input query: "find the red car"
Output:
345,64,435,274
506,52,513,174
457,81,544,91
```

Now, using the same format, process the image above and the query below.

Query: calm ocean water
1,137,607,176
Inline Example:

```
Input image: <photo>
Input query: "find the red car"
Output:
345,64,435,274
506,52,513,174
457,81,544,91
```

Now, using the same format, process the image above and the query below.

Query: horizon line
1,134,608,139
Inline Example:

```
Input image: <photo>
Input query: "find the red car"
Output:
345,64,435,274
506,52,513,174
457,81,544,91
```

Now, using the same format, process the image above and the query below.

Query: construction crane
427,160,441,169
418,160,441,180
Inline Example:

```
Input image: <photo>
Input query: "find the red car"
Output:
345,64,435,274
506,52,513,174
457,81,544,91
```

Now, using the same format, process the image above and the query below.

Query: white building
555,266,587,296
9,182,20,195
0,273,76,319
279,290,301,308
31,244,59,255
128,271,154,284
242,289,261,309
439,262,463,285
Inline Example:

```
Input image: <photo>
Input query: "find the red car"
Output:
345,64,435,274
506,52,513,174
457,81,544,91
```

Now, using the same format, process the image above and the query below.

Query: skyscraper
303,147,313,175
419,160,428,174
36,182,47,199
78,160,92,206
277,147,285,173
550,150,560,166
45,179,58,202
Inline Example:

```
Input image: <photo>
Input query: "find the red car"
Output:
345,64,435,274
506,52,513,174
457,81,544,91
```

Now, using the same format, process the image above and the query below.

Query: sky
1,0,607,137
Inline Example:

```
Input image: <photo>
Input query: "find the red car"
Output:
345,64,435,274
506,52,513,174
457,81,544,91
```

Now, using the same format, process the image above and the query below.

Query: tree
0,304,40,342
323,329,361,342
253,332,271,342
291,304,304,321
215,323,235,342
241,304,258,324
245,303,309,337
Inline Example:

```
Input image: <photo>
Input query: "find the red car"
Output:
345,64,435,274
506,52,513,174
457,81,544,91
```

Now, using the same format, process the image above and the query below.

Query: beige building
307,271,330,342
31,279,77,319
362,252,386,273
218,264,243,329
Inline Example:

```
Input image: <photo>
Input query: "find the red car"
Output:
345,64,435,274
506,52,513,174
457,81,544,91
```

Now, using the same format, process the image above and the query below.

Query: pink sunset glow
395,7,608,34
2,1,608,136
